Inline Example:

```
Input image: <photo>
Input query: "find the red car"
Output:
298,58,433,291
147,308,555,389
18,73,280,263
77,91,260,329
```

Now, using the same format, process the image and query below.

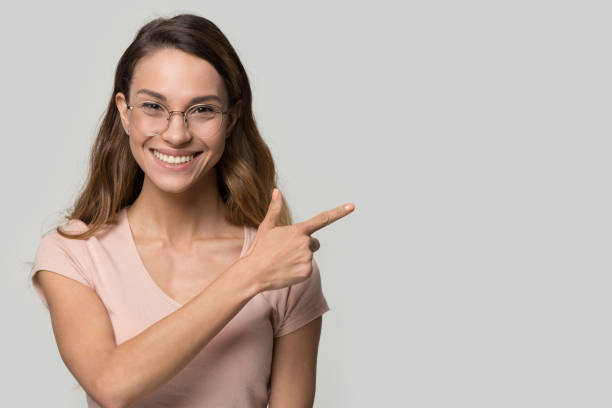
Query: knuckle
298,263,312,279
304,263,313,277
320,212,331,225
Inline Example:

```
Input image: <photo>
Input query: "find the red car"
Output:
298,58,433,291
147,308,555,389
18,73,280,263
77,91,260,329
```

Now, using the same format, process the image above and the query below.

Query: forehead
130,48,227,103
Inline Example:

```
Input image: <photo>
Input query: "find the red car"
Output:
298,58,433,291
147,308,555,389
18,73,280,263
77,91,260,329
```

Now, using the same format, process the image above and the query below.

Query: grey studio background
4,1,610,407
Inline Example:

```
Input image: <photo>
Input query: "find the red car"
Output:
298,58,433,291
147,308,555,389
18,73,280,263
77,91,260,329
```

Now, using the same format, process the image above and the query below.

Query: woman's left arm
268,316,323,408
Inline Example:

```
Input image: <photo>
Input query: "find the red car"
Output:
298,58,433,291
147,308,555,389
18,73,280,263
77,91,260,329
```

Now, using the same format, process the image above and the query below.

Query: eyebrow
135,88,223,106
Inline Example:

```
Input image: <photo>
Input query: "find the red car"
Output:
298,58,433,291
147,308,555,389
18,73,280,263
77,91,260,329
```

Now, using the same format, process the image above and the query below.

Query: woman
30,13,354,408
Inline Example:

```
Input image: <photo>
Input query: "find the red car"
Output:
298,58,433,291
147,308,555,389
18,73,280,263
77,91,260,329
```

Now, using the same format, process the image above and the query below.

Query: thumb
258,188,283,234
246,188,283,258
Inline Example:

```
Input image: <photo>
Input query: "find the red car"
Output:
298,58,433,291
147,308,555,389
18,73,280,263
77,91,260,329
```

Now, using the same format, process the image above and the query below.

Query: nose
161,111,192,145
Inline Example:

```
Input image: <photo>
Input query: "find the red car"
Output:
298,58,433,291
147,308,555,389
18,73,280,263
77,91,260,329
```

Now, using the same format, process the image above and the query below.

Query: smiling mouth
150,149,203,165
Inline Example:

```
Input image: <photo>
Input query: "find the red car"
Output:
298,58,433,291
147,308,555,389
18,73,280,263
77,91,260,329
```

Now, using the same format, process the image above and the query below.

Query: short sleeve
30,232,94,310
263,257,331,337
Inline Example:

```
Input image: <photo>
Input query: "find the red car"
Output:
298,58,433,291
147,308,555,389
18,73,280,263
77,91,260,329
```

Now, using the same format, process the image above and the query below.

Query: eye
138,101,167,117
193,105,216,114
188,104,218,119
142,102,163,111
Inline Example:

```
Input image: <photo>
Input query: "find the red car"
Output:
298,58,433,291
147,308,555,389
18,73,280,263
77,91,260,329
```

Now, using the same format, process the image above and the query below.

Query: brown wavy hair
57,13,292,240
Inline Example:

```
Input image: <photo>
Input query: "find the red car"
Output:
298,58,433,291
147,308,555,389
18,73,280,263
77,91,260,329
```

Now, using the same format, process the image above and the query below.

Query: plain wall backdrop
5,0,610,406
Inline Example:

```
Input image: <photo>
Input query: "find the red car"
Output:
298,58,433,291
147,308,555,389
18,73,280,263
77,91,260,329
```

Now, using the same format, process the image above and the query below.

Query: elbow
93,374,126,408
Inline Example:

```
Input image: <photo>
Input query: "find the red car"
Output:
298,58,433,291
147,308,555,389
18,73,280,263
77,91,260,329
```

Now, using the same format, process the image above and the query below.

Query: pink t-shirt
30,207,330,408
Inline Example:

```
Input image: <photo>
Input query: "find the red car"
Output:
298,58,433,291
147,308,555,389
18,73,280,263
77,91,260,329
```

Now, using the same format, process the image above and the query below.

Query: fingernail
344,203,354,211
273,189,279,200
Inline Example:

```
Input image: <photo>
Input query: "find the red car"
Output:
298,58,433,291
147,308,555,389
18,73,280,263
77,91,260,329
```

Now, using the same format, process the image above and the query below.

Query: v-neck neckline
121,206,250,308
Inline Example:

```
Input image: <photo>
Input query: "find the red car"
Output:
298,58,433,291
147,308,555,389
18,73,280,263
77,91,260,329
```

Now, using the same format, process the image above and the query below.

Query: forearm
96,259,260,408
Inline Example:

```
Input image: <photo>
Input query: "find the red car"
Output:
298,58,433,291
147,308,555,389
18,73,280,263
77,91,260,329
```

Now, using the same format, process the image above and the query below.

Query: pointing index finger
297,203,355,235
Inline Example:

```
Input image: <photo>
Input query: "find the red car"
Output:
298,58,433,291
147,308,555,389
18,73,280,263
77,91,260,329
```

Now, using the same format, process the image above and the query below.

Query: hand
243,188,355,292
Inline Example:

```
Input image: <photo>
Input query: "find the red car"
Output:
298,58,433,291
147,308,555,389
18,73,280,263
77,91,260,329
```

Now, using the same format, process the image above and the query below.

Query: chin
148,177,198,194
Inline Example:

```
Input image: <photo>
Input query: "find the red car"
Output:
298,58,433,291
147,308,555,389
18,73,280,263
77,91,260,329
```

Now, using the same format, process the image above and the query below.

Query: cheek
211,139,228,163
127,137,148,168
200,137,227,159
193,140,225,175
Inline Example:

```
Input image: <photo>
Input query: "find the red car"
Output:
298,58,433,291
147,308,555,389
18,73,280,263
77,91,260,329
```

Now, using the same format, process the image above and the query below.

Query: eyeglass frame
126,100,231,136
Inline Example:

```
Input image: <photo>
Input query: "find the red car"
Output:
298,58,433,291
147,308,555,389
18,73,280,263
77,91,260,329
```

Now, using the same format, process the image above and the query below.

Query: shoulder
62,218,91,234
36,218,97,265
44,219,89,245
54,215,119,242
31,219,99,307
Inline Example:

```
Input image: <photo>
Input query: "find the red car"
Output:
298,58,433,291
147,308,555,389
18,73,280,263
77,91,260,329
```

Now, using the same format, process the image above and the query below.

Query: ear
226,99,243,134
115,92,130,135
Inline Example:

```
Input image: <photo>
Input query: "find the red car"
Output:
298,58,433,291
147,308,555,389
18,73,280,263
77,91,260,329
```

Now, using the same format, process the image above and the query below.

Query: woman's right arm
36,190,353,408
35,259,259,408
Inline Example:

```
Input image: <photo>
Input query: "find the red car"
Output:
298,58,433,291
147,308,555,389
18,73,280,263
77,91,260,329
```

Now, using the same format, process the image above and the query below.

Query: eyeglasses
126,100,230,138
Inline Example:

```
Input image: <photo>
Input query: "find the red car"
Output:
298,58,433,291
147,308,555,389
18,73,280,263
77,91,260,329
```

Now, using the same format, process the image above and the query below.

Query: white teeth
152,150,196,164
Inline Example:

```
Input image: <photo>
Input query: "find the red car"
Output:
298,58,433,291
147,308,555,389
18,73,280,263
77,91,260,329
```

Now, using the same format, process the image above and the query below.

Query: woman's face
115,48,238,194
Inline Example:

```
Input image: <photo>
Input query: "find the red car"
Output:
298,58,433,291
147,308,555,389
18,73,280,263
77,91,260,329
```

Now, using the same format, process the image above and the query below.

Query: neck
126,169,236,246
